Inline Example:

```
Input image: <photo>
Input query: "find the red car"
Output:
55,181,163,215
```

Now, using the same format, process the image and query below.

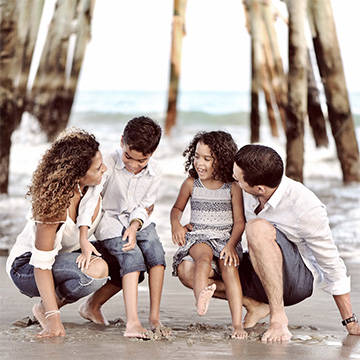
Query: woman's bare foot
124,322,150,339
78,301,109,326
196,284,216,316
32,302,46,329
231,326,248,339
243,302,270,328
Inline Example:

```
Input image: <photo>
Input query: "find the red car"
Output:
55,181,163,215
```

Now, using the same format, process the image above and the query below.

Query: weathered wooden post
261,0,287,131
247,0,263,143
308,0,360,182
285,0,307,183
0,0,44,194
28,0,94,141
306,50,329,147
165,0,187,136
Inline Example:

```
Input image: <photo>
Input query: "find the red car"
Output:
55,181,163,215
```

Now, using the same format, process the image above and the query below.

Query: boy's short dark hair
122,116,162,155
235,144,284,188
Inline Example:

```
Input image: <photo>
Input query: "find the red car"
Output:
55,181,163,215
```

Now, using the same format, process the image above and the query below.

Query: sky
35,0,360,93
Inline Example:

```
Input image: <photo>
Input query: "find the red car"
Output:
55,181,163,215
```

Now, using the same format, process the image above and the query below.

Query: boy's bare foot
124,323,150,339
243,302,270,328
231,326,248,339
149,319,172,336
261,321,292,342
78,302,109,326
32,302,46,329
197,284,216,316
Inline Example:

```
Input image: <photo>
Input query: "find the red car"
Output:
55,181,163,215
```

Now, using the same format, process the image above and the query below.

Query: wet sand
1,252,360,360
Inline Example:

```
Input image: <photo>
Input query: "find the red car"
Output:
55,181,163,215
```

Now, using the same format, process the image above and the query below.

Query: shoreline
1,253,359,360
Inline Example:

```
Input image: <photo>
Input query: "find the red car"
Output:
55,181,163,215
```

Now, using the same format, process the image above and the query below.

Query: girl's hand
36,314,65,338
77,241,102,271
122,226,137,251
220,245,239,267
171,222,190,246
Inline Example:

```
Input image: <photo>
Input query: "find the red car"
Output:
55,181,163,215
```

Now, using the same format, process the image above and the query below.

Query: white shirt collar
265,175,289,209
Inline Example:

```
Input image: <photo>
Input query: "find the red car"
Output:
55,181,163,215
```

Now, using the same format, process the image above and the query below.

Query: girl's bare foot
32,302,46,329
231,326,248,339
196,284,216,316
78,301,109,326
124,322,150,339
243,302,270,328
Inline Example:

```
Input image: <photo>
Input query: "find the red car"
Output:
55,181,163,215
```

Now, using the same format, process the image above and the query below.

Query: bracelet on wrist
130,218,143,231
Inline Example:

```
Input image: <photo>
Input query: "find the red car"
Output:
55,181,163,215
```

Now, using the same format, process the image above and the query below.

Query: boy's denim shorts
101,222,166,278
239,228,314,306
9,251,109,304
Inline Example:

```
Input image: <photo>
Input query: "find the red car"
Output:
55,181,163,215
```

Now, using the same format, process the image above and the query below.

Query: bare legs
79,281,121,325
177,260,270,330
189,243,216,316
246,219,292,342
148,264,168,333
219,260,248,339
79,265,167,338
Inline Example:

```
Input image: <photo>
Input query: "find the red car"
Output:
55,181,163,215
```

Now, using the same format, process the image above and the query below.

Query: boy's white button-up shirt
93,148,162,240
242,175,350,296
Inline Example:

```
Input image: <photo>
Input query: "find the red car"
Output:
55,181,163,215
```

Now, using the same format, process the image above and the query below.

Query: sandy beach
1,249,360,360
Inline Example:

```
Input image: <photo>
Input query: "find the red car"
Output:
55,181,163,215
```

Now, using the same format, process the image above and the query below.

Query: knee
177,261,194,289
245,219,276,248
86,258,109,279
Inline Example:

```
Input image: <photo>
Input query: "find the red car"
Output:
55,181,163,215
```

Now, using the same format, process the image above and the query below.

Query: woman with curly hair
170,131,248,339
6,128,109,338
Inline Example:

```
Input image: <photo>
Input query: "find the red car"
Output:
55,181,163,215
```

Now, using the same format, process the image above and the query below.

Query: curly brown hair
183,131,238,183
27,128,100,222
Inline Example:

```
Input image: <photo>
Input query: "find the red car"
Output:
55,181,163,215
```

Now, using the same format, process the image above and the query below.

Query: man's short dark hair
235,145,284,188
123,116,162,155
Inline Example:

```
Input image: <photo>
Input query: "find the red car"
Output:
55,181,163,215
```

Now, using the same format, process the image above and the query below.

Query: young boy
77,116,167,339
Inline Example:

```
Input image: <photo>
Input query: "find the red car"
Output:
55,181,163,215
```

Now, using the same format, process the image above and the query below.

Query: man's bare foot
124,322,150,339
243,302,270,328
78,302,109,326
261,322,292,342
196,284,216,316
32,302,46,329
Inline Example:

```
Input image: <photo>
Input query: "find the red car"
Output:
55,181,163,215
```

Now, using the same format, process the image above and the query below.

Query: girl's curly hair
27,128,100,222
183,131,238,183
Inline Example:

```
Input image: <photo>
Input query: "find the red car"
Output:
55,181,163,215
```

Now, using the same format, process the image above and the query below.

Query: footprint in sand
197,284,216,316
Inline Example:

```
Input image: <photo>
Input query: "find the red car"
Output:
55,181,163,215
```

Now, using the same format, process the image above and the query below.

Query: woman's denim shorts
10,251,109,304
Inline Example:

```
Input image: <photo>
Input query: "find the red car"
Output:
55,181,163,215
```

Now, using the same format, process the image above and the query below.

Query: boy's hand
77,241,102,271
220,244,239,267
171,222,191,246
122,225,137,251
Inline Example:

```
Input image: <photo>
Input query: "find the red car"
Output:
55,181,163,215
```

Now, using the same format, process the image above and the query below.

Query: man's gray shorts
239,228,314,306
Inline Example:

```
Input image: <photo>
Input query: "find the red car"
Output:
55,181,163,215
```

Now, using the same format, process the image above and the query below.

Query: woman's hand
220,244,239,267
77,240,102,271
36,313,65,338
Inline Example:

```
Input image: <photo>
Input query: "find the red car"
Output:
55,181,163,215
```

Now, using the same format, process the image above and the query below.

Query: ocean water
1,90,360,257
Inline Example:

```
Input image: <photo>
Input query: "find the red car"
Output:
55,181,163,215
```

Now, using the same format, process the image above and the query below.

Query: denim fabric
101,222,166,277
10,252,109,304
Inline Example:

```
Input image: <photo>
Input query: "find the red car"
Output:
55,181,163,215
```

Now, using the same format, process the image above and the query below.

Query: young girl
171,131,248,339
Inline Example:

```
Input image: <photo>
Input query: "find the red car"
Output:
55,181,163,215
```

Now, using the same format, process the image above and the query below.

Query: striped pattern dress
172,178,243,276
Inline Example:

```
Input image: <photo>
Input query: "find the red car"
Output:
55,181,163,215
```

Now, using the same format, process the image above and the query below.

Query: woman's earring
77,182,83,197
